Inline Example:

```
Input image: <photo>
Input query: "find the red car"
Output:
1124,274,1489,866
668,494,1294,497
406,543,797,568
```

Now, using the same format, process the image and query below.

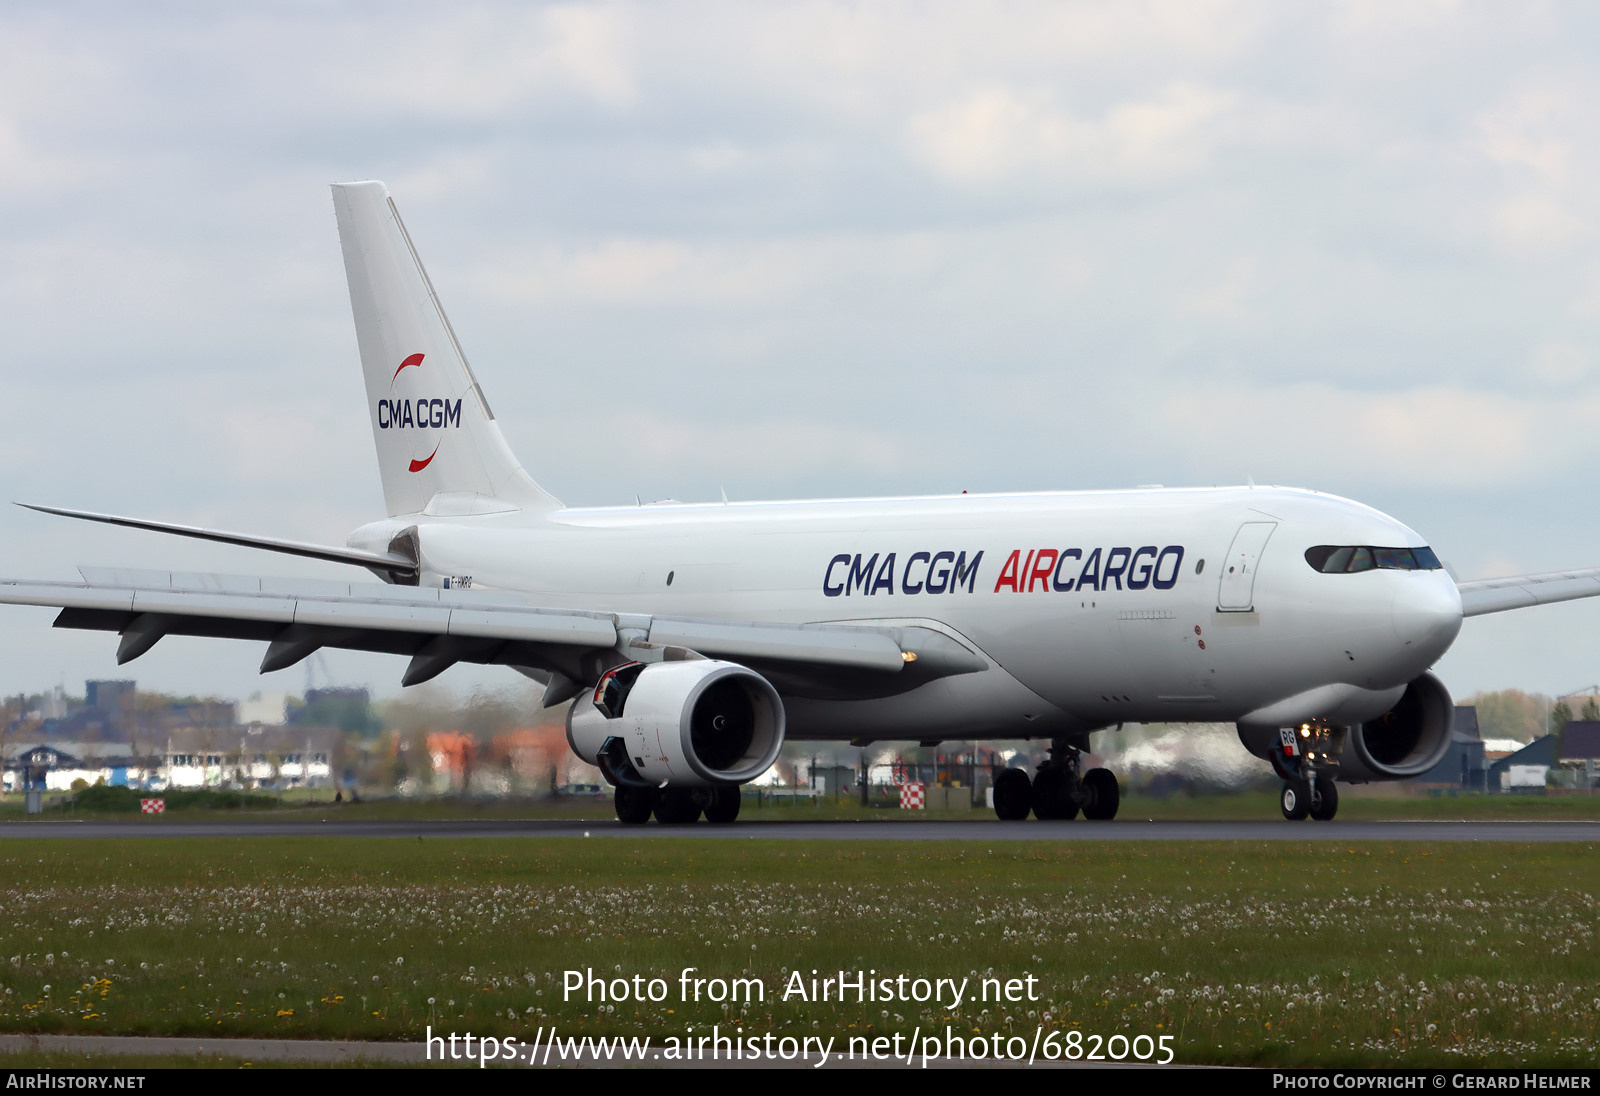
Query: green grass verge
0,1051,389,1069
12,787,1600,823
0,838,1593,1066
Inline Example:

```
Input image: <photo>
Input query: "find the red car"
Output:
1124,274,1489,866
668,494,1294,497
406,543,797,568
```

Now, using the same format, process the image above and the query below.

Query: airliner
4,181,1595,825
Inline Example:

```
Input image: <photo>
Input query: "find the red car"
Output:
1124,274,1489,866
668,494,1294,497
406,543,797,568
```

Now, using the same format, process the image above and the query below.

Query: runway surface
1,817,1597,841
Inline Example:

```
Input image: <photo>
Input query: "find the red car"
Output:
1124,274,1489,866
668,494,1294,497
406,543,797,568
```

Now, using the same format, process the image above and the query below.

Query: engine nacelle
1339,671,1455,781
1235,671,1455,783
567,660,785,789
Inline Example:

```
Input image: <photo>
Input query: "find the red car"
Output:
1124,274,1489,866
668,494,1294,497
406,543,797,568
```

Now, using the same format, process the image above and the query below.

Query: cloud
558,411,904,488
907,83,1236,188
1473,88,1574,184
1470,81,1600,252
472,237,809,307
1156,383,1600,489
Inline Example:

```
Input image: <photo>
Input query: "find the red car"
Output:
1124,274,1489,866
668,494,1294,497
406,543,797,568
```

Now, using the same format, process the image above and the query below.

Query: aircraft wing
1457,567,1600,617
0,568,981,699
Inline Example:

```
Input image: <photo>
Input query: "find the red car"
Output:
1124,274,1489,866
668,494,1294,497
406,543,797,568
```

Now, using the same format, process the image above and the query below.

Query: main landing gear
1273,722,1342,822
614,784,743,825
992,740,1120,822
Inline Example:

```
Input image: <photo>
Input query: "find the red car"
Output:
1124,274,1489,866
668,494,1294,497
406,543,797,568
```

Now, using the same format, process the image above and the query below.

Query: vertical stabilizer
332,181,560,518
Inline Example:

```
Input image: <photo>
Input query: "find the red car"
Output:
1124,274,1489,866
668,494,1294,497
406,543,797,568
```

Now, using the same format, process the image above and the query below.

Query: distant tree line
1463,688,1600,743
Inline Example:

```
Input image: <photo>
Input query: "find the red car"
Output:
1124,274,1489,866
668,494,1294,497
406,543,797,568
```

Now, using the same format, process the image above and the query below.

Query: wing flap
647,618,906,672
130,589,301,623
1458,567,1600,617
446,607,619,646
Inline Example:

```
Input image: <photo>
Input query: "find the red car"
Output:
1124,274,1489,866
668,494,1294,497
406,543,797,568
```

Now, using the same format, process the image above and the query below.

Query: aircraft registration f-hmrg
6,181,1598,825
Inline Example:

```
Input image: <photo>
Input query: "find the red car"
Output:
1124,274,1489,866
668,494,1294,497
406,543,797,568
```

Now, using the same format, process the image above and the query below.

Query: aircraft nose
1391,575,1463,659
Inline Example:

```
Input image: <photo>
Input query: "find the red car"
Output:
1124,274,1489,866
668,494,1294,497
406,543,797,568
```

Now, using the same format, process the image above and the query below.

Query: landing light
902,651,918,663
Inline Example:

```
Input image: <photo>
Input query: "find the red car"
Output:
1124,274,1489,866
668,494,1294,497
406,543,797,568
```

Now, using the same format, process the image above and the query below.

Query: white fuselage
349,485,1464,743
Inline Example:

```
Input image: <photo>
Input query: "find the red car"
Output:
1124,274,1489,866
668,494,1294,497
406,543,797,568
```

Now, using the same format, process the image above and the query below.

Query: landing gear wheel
704,786,742,824
654,788,703,825
1280,779,1311,821
614,784,655,825
993,769,1032,820
1309,776,1339,821
1031,769,1079,820
1082,768,1120,821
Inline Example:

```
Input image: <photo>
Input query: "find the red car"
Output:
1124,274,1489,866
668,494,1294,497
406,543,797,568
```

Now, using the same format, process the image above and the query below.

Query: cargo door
1217,521,1276,611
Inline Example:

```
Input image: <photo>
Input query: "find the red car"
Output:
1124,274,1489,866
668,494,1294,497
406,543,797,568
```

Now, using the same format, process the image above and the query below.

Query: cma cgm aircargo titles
5,182,1593,825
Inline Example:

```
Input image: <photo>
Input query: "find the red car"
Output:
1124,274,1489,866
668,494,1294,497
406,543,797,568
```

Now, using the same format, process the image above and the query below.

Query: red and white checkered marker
899,783,924,810
140,798,165,814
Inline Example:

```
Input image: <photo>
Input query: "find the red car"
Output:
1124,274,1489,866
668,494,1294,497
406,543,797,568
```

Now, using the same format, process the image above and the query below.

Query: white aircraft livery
6,181,1599,825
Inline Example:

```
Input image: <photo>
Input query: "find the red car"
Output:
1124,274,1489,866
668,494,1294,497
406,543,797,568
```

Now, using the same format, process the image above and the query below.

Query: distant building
85,680,136,727
164,726,340,789
427,731,478,792
292,687,375,734
2,742,158,791
32,686,69,722
4,744,82,791
304,687,370,707
426,727,596,795
238,691,290,726
1560,721,1600,761
1411,705,1486,789
1488,736,1558,791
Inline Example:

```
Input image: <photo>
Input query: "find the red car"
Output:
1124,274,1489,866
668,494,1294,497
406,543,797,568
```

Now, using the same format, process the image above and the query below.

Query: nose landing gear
1308,775,1338,821
1274,722,1342,822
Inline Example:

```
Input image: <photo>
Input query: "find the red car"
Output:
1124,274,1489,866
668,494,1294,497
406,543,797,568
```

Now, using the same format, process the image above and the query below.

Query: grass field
11,786,1600,823
0,838,1593,1066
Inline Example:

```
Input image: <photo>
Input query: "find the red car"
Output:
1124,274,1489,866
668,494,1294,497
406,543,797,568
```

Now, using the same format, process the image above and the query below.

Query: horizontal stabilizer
18,503,417,579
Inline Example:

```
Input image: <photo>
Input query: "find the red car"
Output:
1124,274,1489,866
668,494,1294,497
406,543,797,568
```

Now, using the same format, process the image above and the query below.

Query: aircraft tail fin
331,181,560,518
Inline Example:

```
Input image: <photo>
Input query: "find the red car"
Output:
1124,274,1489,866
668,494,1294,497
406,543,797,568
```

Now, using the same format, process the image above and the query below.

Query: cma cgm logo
376,353,463,473
821,545,1186,596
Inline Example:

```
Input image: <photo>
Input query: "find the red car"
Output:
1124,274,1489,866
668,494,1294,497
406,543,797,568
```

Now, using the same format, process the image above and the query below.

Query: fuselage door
1217,521,1277,612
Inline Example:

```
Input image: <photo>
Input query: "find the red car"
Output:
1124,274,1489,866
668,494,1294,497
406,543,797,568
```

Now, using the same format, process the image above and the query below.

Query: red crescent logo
392,352,424,384
409,442,440,473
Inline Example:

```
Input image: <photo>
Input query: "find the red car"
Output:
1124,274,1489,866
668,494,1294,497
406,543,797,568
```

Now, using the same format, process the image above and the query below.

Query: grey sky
3,2,1599,705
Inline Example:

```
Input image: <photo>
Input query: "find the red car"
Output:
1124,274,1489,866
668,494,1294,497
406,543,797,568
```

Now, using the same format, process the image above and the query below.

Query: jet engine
566,660,785,789
1236,671,1455,783
1337,671,1455,781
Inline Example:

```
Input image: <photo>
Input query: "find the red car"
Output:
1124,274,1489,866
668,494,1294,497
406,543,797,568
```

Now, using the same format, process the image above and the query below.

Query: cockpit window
1309,546,1352,572
1373,547,1412,569
1305,545,1441,573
